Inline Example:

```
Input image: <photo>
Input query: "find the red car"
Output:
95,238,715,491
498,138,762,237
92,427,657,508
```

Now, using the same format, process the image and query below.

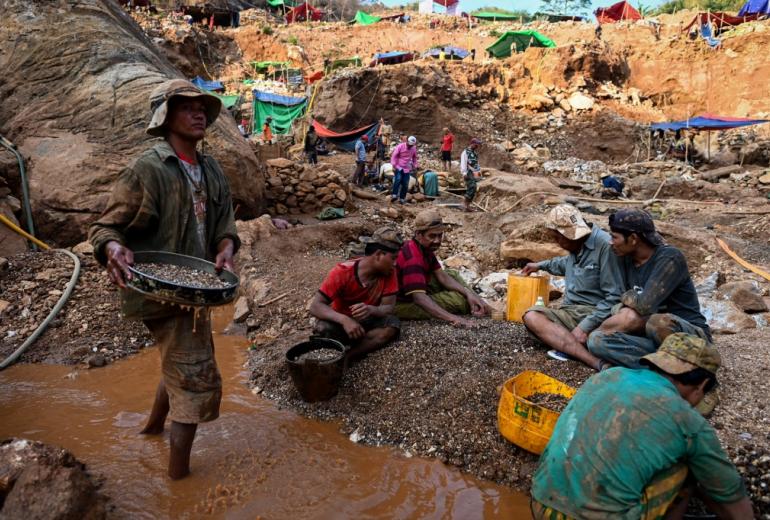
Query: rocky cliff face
0,0,264,246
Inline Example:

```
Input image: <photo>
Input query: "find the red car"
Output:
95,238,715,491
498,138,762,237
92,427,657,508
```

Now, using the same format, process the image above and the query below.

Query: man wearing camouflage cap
394,210,489,327
521,205,623,371
310,227,403,359
90,79,238,480
531,333,752,520
587,209,711,369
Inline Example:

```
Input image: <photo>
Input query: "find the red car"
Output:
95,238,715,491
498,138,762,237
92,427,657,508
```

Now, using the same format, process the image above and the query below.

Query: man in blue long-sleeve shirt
587,209,711,369
352,135,369,186
522,205,623,371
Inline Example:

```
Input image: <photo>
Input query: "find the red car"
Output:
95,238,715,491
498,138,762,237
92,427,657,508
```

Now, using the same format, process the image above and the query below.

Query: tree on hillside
539,0,592,15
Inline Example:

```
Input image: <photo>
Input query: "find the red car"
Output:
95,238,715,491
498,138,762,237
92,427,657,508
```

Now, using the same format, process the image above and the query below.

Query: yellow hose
0,213,50,250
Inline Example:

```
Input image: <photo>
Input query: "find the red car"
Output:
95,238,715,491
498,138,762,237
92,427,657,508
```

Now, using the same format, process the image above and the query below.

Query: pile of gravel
249,318,594,487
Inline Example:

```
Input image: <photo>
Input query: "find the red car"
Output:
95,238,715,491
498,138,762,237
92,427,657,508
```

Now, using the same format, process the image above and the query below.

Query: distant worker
352,134,369,186
390,135,418,204
304,125,318,165
262,116,273,143
459,138,482,212
394,210,489,326
595,23,602,40
377,117,392,160
440,127,454,171
89,79,239,480
588,209,712,370
439,49,446,60
237,118,249,138
521,205,623,371
310,227,403,360
531,334,753,520
470,48,476,61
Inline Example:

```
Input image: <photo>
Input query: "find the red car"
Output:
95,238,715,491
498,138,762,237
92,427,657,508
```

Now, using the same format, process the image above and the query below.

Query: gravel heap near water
249,318,594,487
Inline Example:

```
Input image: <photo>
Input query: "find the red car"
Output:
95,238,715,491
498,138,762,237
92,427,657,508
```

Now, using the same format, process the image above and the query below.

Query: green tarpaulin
215,94,241,109
472,11,522,20
266,0,300,7
486,30,556,58
251,95,307,135
250,61,289,73
353,11,381,25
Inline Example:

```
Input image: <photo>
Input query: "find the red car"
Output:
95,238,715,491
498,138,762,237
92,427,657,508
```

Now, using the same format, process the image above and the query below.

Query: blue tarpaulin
253,90,307,106
190,76,224,92
738,0,770,15
650,114,769,132
369,51,414,66
424,46,470,59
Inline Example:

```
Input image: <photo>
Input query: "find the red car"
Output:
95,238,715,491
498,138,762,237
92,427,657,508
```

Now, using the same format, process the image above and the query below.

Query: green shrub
261,25,273,35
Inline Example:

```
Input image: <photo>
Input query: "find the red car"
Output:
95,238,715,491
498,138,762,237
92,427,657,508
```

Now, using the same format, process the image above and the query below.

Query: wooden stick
716,238,770,282
497,191,562,213
258,291,290,307
442,189,486,212
652,178,666,200
723,210,770,215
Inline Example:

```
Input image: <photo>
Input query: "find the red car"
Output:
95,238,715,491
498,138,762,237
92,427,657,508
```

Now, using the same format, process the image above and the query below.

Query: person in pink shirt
390,135,418,204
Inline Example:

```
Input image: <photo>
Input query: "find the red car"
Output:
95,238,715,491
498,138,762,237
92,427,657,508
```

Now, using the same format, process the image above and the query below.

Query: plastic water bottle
535,296,545,307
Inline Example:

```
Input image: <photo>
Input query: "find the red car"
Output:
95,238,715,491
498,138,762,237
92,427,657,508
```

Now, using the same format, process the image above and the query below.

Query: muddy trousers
586,313,709,368
394,270,471,320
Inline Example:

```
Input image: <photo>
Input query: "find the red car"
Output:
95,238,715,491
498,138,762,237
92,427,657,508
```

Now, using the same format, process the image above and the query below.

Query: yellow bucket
506,274,550,322
497,370,576,455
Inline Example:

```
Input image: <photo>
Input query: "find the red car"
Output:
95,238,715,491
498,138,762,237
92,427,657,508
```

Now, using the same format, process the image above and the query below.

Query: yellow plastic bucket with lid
506,274,550,322
497,370,576,455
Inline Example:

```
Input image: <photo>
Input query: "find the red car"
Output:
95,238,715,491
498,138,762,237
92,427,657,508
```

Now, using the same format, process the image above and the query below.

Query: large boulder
0,0,264,246
716,280,768,314
700,299,757,334
0,438,106,519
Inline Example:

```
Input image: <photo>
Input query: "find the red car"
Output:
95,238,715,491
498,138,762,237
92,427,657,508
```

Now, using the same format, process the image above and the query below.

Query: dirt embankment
0,0,264,247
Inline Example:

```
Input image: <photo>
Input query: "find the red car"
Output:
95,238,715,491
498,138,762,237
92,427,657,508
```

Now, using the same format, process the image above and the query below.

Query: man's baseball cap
641,333,721,376
414,209,445,232
470,138,482,146
407,136,417,145
363,227,404,252
609,209,664,246
546,204,592,240
361,135,369,141
146,79,221,137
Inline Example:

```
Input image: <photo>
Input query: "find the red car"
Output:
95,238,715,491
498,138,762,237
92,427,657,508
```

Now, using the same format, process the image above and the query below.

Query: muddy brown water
0,308,532,519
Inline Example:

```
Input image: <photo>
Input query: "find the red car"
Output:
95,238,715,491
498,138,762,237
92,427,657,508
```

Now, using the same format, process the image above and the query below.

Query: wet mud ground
0,305,532,518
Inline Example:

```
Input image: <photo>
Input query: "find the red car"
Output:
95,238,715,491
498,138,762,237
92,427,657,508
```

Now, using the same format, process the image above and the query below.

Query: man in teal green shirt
531,333,753,520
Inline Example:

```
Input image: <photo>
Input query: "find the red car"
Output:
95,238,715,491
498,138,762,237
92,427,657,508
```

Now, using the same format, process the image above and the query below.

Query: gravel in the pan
133,262,231,289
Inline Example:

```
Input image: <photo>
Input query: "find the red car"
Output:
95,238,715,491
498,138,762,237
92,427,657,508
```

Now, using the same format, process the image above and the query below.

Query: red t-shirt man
319,259,399,316
441,132,454,152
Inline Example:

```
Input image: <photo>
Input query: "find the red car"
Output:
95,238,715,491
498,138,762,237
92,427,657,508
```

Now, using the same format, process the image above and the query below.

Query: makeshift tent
214,94,241,109
650,114,769,132
266,0,300,7
352,11,381,24
252,90,307,135
472,11,521,21
379,12,405,21
369,51,415,66
595,1,642,23
682,12,760,33
486,31,556,58
738,0,770,16
424,46,470,60
190,76,224,92
285,3,322,23
312,120,380,152
249,61,289,74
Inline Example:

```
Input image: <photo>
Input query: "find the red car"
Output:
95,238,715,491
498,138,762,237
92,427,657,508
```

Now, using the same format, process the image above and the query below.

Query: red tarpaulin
682,12,760,32
285,3,322,23
434,0,459,6
312,119,375,138
305,70,324,83
595,1,642,23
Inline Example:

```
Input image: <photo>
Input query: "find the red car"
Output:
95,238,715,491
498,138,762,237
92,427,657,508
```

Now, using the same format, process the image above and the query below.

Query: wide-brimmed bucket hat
146,79,221,137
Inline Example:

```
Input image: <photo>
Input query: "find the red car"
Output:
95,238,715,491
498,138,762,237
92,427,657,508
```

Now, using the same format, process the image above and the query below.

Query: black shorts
313,315,401,345
441,150,451,161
